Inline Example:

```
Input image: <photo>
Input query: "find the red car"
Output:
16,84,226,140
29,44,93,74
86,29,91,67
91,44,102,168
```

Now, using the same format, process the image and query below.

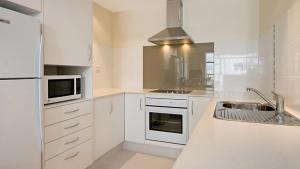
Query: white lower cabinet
44,100,93,169
94,94,125,159
45,140,93,169
125,93,145,143
45,127,92,160
44,101,93,126
188,96,212,135
45,114,93,143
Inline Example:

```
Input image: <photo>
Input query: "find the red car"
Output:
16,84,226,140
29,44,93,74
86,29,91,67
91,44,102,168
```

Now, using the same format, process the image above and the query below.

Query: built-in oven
43,75,81,104
145,97,188,145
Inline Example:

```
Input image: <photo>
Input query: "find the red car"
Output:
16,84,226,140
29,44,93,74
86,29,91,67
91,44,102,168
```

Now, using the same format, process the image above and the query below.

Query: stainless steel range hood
148,0,193,45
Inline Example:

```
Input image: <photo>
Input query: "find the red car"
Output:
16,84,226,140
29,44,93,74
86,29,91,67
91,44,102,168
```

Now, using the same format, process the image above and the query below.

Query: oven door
146,106,188,145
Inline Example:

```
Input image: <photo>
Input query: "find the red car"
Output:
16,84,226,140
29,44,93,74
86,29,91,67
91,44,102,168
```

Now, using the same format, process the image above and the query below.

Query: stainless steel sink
222,102,275,111
214,101,300,126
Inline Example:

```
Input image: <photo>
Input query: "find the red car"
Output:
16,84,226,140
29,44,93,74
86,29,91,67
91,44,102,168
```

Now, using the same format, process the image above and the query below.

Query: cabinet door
7,0,41,12
125,94,145,143
44,0,92,66
94,96,112,159
94,94,124,159
188,97,212,136
110,94,125,147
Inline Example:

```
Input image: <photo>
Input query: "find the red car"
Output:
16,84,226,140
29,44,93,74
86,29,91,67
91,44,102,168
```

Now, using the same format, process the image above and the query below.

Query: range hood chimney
148,0,194,45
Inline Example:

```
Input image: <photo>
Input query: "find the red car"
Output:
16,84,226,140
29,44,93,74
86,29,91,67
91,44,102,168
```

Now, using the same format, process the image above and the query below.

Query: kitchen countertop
93,88,214,98
93,88,154,98
172,98,300,169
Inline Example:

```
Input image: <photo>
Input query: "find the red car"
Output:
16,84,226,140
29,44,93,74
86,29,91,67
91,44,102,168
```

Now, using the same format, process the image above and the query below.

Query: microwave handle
74,78,76,95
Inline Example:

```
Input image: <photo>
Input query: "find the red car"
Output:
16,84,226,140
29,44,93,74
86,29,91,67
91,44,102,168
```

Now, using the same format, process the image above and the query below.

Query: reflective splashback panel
143,43,214,90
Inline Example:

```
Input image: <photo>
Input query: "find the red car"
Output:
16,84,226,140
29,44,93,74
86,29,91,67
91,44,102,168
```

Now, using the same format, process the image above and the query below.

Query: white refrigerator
0,7,42,169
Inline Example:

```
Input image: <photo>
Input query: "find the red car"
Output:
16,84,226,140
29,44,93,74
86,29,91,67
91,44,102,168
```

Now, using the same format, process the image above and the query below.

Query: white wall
184,0,270,99
93,3,114,89
112,1,166,88
272,0,300,114
259,0,300,115
110,0,271,99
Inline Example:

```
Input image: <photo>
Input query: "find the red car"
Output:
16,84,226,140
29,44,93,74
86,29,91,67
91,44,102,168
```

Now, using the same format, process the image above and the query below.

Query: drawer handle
64,151,80,161
64,109,80,114
64,123,80,130
64,137,80,145
0,19,10,24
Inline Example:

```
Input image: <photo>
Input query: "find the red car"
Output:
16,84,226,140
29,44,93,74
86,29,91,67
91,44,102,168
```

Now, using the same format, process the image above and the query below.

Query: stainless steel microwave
43,75,81,104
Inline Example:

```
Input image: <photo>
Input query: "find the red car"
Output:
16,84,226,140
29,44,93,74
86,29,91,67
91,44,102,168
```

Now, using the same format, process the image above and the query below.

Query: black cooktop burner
150,89,192,94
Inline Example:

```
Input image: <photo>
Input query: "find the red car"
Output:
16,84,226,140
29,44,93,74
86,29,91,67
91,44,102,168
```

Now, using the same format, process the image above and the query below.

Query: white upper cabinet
7,0,41,12
125,94,145,144
188,96,212,135
43,0,92,66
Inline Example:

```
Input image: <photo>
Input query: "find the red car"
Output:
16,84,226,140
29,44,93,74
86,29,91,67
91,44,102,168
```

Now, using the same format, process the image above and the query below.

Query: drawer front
45,114,93,143
45,141,93,169
45,127,92,160
45,100,92,126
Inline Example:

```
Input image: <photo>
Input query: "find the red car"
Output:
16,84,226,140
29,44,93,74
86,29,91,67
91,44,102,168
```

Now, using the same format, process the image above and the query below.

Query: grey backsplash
143,43,214,90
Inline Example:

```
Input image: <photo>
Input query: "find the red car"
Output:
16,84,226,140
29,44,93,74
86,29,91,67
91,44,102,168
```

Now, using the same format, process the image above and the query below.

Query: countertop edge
93,88,214,99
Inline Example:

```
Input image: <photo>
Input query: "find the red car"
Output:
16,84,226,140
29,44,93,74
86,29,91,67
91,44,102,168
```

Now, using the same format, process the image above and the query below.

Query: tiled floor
120,153,174,169
88,146,175,169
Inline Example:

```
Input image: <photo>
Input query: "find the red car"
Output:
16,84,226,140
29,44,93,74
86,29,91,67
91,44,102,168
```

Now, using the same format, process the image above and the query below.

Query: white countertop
172,98,300,169
93,88,153,98
93,88,214,98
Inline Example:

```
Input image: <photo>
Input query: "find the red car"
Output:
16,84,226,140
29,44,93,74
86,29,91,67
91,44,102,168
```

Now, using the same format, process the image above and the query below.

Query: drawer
45,141,93,169
45,100,92,126
45,127,92,160
45,114,93,143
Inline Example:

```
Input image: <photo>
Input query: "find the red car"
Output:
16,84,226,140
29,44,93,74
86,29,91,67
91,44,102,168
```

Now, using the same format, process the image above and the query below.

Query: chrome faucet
246,88,285,115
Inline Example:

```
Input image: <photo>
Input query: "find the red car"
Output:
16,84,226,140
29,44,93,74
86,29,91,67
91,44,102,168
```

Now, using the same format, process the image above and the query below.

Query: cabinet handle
64,123,80,130
64,151,80,160
64,137,80,145
0,19,10,24
109,101,113,114
192,100,194,116
88,44,93,61
140,98,142,111
64,109,80,114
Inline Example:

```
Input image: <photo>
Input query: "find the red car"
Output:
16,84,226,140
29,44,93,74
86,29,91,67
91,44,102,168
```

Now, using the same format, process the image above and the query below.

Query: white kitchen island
173,98,300,169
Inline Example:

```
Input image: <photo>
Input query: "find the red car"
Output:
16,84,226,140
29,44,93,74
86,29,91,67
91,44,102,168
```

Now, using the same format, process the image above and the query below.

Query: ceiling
93,0,166,12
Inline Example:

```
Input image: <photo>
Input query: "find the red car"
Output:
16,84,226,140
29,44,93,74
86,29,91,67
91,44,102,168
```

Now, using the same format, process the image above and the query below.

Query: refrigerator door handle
0,18,10,24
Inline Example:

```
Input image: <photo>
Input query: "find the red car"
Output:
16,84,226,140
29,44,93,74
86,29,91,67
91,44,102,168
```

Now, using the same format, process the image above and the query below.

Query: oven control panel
145,97,188,108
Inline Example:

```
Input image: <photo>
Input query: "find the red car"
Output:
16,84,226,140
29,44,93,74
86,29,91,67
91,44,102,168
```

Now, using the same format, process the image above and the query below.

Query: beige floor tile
88,146,174,169
88,147,135,169
120,153,174,169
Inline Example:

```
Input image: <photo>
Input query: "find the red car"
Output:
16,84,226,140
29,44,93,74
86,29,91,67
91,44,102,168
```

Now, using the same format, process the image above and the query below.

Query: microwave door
48,79,74,102
45,78,82,104
0,7,41,79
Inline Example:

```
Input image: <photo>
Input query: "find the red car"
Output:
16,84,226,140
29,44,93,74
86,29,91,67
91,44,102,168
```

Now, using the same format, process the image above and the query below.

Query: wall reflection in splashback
143,43,214,90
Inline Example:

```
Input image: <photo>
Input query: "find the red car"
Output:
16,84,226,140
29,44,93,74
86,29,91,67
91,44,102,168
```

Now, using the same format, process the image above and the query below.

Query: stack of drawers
44,100,93,169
